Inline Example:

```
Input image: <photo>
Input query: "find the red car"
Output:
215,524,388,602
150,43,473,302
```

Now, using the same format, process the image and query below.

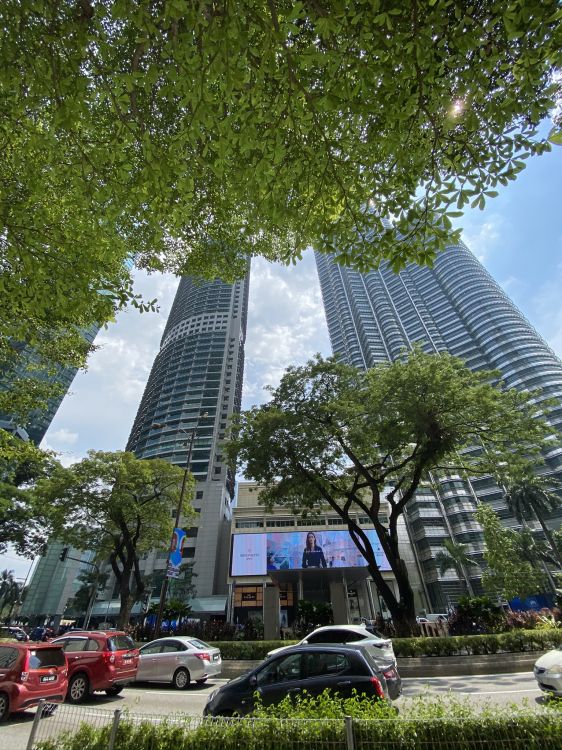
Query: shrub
447,595,506,635
209,640,298,660
252,688,396,719
36,697,562,750
209,628,562,661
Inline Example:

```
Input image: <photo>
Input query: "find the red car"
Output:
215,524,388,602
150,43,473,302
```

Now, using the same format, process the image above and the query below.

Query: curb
220,652,542,680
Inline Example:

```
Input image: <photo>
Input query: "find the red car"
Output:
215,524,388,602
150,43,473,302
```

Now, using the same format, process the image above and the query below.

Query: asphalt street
4,671,550,750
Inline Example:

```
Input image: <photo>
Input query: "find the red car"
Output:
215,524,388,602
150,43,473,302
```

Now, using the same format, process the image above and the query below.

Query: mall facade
226,482,426,639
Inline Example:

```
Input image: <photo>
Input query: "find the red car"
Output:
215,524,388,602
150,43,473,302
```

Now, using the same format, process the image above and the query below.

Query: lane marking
402,671,533,682
457,688,540,695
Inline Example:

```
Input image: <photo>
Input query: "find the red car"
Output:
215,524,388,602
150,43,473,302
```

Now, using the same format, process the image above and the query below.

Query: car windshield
29,648,66,669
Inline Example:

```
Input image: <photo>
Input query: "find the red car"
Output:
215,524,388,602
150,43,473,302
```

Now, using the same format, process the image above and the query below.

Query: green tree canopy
2,0,561,358
504,472,562,569
0,432,60,556
434,538,479,597
28,450,191,628
475,503,549,601
228,349,556,635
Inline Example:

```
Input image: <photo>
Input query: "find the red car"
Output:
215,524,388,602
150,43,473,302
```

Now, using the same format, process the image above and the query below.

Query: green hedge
210,628,562,660
37,709,562,750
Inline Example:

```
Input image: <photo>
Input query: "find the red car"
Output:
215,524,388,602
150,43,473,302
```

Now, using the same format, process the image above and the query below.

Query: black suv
203,644,401,717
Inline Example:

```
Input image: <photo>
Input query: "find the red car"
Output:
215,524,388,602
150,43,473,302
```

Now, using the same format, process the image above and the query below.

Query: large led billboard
231,529,390,576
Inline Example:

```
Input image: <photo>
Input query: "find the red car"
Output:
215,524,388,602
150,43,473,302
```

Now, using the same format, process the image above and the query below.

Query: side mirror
249,674,258,688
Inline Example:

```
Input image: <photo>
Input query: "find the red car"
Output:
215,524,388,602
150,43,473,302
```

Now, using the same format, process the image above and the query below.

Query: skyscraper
0,325,99,445
315,242,562,607
124,270,250,612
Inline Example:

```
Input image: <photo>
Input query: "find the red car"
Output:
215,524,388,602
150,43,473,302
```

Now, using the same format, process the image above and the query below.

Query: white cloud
41,270,179,457
243,252,331,407
41,254,331,457
458,213,504,262
47,428,79,446
532,261,562,358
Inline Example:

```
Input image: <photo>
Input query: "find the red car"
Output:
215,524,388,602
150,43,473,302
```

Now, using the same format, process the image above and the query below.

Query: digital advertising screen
230,529,390,576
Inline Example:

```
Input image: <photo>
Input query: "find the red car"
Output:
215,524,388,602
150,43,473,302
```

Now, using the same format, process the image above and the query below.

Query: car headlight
209,689,218,702
547,665,562,678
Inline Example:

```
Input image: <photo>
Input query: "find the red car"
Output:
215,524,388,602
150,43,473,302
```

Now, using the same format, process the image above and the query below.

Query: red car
51,631,139,703
0,642,68,722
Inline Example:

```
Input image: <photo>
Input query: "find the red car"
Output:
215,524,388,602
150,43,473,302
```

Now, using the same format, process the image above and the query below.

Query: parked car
534,646,562,696
267,624,395,665
0,642,68,722
0,626,29,642
416,614,448,624
50,630,139,703
136,637,222,689
204,643,400,717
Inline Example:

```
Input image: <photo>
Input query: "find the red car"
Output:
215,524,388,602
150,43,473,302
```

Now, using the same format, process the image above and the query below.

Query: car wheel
172,667,190,690
67,673,91,704
105,686,124,697
0,692,9,722
42,703,59,717
196,678,208,685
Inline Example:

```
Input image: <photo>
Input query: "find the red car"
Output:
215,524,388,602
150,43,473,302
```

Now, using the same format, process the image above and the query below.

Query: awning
268,566,370,585
190,596,227,614
90,600,145,616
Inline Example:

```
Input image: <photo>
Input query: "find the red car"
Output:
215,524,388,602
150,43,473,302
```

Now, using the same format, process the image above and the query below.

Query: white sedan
534,646,562,696
268,624,395,665
136,637,222,689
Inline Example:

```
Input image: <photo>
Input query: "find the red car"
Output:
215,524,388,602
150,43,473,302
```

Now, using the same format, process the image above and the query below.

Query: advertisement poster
231,529,390,576
166,527,186,579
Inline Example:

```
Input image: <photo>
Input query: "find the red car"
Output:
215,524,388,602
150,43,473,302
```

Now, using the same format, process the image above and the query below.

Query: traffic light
59,547,69,562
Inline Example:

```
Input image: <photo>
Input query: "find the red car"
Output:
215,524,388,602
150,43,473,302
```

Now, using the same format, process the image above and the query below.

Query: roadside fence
26,700,562,750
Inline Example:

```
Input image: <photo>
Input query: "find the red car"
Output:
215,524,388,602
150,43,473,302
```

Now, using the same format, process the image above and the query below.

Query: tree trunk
117,565,134,629
367,558,419,637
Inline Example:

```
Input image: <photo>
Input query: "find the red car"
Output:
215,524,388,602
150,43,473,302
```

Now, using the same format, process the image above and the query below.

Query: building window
235,520,264,529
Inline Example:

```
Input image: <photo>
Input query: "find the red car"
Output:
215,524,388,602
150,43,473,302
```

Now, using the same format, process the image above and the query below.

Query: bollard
344,715,355,750
25,699,46,750
108,708,122,750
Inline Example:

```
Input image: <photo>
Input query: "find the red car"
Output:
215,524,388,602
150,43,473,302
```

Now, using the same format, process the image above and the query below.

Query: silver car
534,646,562,696
136,637,222,689
267,624,395,665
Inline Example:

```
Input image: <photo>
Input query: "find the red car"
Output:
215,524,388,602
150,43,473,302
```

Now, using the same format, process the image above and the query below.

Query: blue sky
2,139,561,580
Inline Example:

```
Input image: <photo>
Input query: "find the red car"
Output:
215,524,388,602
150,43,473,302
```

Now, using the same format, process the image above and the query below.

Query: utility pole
152,412,207,639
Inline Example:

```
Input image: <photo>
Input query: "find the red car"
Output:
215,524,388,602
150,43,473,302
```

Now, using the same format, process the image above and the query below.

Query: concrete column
226,583,234,624
329,581,348,624
297,573,304,602
364,579,376,620
263,586,280,640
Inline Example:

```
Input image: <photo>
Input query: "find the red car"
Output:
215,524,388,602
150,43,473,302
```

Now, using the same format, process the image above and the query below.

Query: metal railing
26,700,562,750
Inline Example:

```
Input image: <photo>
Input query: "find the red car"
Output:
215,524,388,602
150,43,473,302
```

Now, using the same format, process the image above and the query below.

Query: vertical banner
166,527,186,579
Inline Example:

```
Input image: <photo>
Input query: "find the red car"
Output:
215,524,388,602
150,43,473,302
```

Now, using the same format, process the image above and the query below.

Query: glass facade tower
315,243,562,608
0,325,99,445
125,270,250,608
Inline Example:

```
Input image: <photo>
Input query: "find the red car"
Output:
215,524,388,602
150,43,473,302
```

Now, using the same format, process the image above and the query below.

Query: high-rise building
121,270,250,616
0,325,99,445
315,242,562,608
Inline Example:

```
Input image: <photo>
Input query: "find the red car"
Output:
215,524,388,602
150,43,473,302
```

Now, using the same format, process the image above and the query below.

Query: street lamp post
152,413,207,638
